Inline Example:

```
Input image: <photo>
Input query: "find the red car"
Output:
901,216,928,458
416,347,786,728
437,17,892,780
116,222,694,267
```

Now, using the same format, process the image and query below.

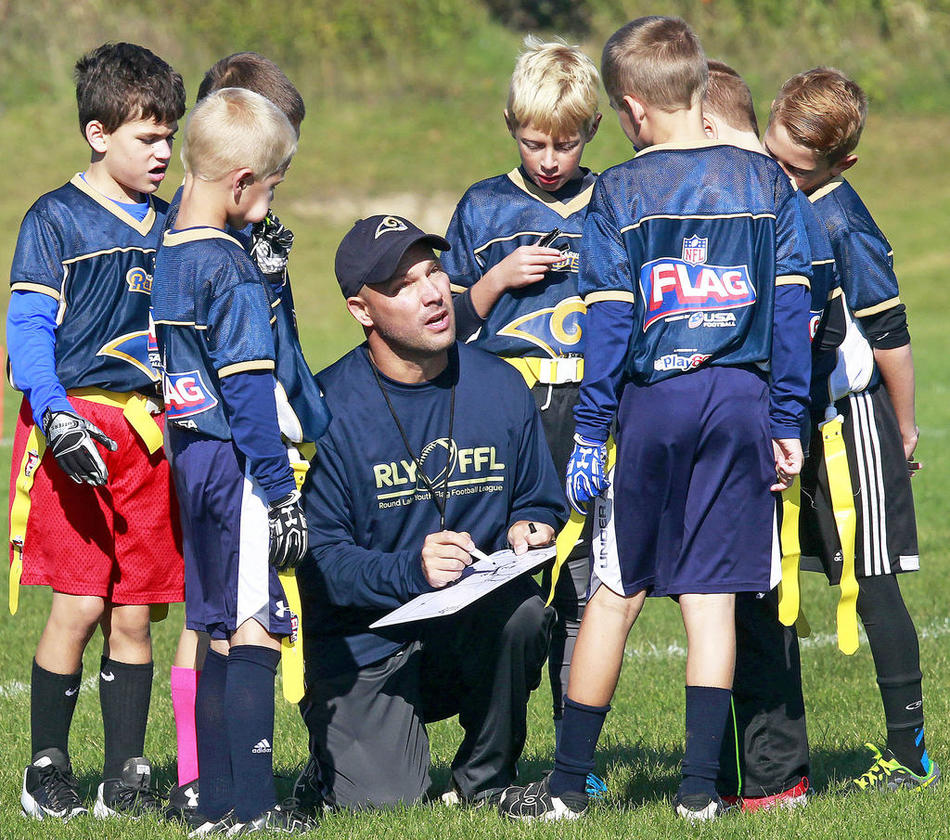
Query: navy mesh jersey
580,142,811,384
151,227,327,443
9,175,169,392
442,168,596,358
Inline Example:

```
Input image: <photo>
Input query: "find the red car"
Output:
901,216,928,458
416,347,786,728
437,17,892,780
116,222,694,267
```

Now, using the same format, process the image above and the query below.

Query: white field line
621,615,950,661
1,618,948,698
0,672,98,699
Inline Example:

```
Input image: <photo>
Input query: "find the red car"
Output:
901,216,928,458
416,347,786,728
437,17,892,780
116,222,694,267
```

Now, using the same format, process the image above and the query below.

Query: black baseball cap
334,214,451,298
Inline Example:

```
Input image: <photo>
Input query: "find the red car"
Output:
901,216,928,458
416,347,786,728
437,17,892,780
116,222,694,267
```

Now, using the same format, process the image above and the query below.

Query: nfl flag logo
682,235,708,265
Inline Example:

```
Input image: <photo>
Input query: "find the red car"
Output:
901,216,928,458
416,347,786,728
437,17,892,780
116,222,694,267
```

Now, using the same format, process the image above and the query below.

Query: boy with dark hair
441,34,601,763
764,67,939,792
8,41,185,821
499,16,812,822
152,87,328,835
165,52,308,819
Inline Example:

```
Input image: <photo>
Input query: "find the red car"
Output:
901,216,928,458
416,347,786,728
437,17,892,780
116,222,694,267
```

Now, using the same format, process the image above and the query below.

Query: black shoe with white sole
21,748,87,822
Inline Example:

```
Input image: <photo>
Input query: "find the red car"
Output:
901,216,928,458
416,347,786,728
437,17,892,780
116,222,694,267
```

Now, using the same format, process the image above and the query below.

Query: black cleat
21,747,87,821
93,756,165,818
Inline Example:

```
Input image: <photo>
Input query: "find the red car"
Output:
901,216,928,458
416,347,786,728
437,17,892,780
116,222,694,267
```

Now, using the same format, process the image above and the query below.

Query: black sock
680,685,732,797
550,697,610,798
196,649,231,820
856,576,928,774
30,659,82,760
99,656,153,779
226,645,281,822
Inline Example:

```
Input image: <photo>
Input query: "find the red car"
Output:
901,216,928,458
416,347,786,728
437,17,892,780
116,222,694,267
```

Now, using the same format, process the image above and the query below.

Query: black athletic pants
300,576,554,809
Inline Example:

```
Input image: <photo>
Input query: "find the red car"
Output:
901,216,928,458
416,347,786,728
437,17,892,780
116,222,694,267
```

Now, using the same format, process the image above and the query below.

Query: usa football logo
163,370,219,419
375,216,409,238
682,235,708,266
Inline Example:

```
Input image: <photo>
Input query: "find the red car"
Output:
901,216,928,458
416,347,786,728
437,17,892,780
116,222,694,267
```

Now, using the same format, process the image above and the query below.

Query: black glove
41,408,117,486
268,489,308,571
250,212,295,282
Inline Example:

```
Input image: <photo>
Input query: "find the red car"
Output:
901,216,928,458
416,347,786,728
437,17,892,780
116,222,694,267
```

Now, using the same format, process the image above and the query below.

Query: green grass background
0,1,949,837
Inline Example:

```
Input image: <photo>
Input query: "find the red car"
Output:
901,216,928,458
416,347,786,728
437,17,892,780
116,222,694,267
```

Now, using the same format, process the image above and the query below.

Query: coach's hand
507,521,555,556
421,531,474,588
42,408,117,486
250,211,295,283
268,489,308,571
771,437,804,491
566,434,609,514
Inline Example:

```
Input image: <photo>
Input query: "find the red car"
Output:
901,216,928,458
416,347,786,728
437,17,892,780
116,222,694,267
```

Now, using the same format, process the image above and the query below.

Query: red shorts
10,395,184,604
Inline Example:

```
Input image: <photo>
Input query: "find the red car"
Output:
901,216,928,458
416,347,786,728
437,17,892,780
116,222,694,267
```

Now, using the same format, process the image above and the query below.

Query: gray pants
300,576,553,809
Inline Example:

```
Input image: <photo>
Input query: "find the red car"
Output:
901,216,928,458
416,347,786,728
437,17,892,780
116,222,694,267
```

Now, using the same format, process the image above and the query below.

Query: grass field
0,42,948,840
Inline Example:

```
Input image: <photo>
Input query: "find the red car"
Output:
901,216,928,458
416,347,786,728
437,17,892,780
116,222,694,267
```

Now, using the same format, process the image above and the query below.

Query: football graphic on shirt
416,437,459,488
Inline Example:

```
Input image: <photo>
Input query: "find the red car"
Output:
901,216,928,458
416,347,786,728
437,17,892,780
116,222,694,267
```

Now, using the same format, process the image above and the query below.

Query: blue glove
565,434,609,514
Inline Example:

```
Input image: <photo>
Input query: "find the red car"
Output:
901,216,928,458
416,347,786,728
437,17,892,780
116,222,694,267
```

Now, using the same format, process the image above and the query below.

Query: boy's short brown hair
74,42,185,135
769,67,868,163
704,60,758,136
602,16,707,111
507,36,600,137
197,52,305,132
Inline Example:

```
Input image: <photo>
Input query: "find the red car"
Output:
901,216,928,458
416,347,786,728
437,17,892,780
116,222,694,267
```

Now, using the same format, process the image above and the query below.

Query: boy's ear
345,294,374,328
621,94,646,126
702,113,718,139
231,167,255,202
504,109,518,137
831,153,858,176
84,120,109,155
585,112,602,141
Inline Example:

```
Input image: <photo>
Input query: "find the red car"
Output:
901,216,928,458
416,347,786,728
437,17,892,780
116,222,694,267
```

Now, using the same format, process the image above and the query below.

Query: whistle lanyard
369,358,456,530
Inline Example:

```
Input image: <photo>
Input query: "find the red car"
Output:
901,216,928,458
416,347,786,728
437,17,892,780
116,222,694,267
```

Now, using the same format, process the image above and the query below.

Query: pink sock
171,666,200,786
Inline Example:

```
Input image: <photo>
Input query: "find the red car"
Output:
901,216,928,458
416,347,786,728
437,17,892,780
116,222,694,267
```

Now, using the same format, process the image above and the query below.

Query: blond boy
441,35,601,757
151,88,327,834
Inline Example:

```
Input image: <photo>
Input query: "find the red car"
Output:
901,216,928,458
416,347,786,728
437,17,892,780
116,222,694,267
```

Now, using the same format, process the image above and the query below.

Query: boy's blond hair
507,35,600,136
602,16,707,112
769,67,867,164
182,87,297,182
704,59,758,135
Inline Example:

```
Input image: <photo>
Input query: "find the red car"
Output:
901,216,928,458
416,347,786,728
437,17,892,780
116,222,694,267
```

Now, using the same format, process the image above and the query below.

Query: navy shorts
592,366,775,597
169,433,293,639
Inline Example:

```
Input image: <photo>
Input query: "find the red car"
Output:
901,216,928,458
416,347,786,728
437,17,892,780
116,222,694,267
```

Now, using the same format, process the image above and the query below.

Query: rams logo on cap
375,216,409,238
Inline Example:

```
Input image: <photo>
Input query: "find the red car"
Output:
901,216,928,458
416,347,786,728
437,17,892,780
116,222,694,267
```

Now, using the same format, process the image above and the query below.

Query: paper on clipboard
370,545,556,628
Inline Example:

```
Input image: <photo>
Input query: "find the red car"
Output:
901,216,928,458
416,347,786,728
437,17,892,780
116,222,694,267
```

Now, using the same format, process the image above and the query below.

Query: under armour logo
65,687,78,697
375,216,408,238
275,600,288,618
101,672,115,682
183,786,198,807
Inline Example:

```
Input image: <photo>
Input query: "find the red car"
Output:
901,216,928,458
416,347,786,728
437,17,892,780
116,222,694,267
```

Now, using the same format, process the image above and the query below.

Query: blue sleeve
441,195,482,290
218,370,295,504
769,283,811,438
303,433,433,609
833,229,900,317
6,291,72,426
573,300,632,442
205,255,276,372
506,384,569,534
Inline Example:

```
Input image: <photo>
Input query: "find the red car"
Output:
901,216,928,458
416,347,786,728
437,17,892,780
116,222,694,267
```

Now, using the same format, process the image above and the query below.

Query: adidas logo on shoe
251,739,272,754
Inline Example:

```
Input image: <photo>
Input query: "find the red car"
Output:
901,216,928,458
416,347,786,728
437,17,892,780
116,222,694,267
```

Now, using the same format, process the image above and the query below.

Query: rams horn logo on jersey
126,267,153,294
375,216,409,239
98,331,161,381
682,235,708,266
163,370,219,419
497,297,587,356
